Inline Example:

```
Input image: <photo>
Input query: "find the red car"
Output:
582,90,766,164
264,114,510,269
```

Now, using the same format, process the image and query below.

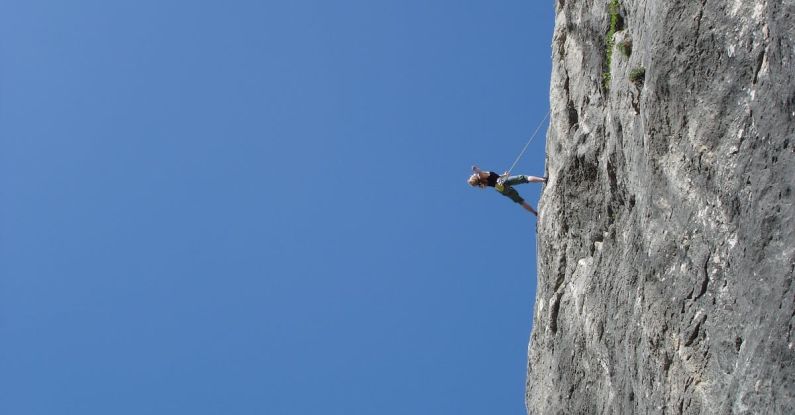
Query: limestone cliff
527,0,794,413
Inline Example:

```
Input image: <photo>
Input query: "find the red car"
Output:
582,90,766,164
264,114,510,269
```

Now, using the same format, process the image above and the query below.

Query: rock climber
467,165,547,216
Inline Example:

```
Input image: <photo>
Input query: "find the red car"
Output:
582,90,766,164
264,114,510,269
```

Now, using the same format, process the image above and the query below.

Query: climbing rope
505,110,550,176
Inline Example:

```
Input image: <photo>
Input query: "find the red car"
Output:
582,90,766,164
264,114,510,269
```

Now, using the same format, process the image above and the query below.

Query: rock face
526,0,794,413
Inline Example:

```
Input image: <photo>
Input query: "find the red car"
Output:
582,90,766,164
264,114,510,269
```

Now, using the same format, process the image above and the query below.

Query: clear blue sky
0,1,553,413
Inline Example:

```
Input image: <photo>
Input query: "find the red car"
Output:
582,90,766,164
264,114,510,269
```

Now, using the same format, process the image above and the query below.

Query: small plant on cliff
618,38,632,57
603,0,624,90
602,72,611,90
629,67,645,85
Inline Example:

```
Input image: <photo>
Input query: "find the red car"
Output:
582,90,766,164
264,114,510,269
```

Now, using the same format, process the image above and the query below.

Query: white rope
505,110,550,175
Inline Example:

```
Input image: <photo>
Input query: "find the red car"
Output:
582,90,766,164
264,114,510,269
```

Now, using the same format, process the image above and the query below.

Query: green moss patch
629,67,645,85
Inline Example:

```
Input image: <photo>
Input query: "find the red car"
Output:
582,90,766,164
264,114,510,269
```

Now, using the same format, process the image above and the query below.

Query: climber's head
468,173,485,188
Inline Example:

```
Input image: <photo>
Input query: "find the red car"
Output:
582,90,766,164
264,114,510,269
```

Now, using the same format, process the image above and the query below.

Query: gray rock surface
526,0,795,413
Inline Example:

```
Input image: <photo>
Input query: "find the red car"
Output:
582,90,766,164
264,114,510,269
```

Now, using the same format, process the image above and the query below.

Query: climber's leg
521,201,538,216
503,175,547,186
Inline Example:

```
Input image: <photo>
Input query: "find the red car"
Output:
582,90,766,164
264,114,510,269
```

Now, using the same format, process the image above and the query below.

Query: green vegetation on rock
618,38,632,57
629,67,645,85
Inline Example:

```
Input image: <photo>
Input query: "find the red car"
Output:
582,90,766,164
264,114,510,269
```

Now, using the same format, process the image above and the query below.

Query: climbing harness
504,110,550,177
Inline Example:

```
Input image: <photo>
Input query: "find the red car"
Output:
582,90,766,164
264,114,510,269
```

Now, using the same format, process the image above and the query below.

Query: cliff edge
527,0,794,413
